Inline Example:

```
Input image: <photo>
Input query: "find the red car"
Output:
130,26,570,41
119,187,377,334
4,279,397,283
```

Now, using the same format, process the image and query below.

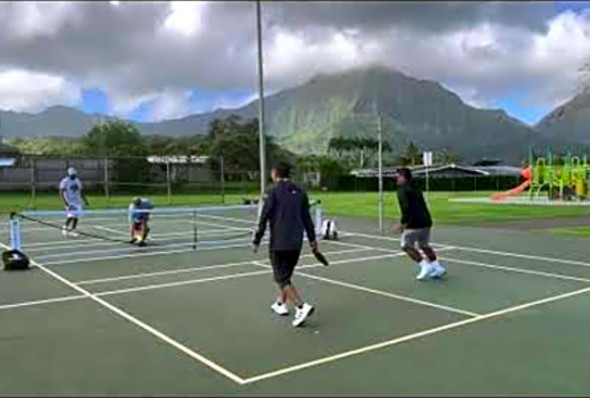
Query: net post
166,159,172,205
192,210,197,250
30,158,36,210
314,202,323,237
9,213,21,251
220,156,225,204
104,157,110,205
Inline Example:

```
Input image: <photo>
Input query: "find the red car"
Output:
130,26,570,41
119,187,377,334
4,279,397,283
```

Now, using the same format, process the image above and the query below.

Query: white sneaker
69,231,79,238
271,302,289,316
429,261,447,278
416,261,434,281
292,303,315,327
62,226,69,237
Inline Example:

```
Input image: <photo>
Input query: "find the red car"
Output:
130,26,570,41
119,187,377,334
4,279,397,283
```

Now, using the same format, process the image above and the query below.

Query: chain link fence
0,155,523,209
0,155,266,208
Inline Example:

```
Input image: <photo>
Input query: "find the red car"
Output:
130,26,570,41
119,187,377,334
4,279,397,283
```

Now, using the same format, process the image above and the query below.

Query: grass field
2,191,590,226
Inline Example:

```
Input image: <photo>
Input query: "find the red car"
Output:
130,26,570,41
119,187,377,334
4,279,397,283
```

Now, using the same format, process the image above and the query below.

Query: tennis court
1,206,590,395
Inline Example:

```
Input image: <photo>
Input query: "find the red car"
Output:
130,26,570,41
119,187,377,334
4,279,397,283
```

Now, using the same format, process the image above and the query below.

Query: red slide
491,168,532,201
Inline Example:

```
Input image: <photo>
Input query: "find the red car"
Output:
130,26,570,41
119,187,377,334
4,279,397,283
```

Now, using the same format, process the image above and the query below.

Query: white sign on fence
422,151,433,167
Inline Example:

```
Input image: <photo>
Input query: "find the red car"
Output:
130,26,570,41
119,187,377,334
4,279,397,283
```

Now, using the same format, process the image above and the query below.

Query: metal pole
104,157,110,205
31,158,36,210
377,108,384,234
166,159,171,205
220,156,225,204
256,0,267,201
425,161,429,199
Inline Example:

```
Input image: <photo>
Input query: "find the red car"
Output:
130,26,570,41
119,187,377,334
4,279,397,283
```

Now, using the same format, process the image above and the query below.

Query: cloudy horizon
1,1,589,125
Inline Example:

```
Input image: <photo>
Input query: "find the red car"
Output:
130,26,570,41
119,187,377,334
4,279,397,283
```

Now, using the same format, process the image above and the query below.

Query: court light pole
256,0,267,199
377,108,384,234
354,101,386,234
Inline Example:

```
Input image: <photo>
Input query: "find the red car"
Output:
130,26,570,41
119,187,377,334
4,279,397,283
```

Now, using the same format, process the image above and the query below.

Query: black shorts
270,250,301,288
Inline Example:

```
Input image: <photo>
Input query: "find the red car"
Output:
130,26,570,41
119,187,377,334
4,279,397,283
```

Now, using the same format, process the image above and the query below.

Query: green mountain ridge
535,88,590,148
0,66,573,162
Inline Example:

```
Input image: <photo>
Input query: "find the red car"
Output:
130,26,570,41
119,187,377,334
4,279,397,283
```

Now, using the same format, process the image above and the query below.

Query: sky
1,1,590,126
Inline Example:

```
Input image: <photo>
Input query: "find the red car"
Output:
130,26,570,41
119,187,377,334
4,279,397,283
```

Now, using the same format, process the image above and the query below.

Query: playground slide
491,179,531,201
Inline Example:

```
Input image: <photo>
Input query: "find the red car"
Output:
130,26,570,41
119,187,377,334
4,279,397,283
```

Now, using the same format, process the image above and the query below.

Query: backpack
2,249,31,271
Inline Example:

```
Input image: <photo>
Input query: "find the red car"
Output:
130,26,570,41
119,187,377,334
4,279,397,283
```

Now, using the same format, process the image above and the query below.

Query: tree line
7,114,462,181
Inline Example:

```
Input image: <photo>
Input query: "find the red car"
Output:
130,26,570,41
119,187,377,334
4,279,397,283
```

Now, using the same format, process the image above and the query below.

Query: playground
453,149,590,206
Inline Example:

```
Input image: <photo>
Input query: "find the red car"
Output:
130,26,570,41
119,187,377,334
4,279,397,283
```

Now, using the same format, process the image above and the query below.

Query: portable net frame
5,203,324,266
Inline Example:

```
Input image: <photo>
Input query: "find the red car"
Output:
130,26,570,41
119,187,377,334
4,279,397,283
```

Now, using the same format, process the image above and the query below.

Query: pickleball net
5,203,324,265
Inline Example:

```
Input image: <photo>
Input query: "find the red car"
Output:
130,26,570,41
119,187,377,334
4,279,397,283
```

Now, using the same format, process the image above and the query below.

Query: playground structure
492,149,590,202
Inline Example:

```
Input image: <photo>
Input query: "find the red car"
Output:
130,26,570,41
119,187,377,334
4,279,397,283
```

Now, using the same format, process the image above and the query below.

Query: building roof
351,164,523,178
0,142,19,167
0,142,18,155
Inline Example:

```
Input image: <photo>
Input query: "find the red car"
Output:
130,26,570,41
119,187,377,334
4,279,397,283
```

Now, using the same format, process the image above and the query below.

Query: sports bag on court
320,219,339,240
2,249,30,271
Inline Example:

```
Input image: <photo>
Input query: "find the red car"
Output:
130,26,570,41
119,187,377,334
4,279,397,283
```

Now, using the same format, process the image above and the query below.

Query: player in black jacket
253,162,318,327
395,168,446,280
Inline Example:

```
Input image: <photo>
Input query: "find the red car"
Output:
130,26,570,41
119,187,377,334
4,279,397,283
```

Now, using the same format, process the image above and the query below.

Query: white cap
67,167,77,176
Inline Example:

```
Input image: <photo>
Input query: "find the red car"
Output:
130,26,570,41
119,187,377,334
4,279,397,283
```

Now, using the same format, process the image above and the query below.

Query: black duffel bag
2,249,30,271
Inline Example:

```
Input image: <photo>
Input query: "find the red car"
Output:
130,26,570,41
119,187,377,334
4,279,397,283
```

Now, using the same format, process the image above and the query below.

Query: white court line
441,257,590,284
197,213,253,225
0,294,87,311
25,227,250,250
42,240,269,266
95,225,128,236
97,269,272,296
193,219,253,232
91,253,403,298
252,257,479,318
0,247,373,312
26,229,251,254
76,247,370,285
298,271,479,317
78,260,258,285
325,239,457,258
35,235,255,261
322,239,395,253
241,284,590,384
347,231,590,269
35,241,202,260
0,241,247,385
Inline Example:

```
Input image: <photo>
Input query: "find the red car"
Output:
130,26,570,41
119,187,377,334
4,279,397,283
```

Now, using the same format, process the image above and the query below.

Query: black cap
396,167,413,181
273,161,292,178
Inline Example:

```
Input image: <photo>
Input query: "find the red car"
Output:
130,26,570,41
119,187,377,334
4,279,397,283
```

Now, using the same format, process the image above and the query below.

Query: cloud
161,1,207,36
144,90,193,122
0,68,80,112
0,1,588,123
3,2,79,39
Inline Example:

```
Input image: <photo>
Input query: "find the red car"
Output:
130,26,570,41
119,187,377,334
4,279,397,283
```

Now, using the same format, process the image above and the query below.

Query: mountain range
0,66,585,163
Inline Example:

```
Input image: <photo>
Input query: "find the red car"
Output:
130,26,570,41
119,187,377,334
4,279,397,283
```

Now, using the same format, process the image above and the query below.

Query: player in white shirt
59,167,89,237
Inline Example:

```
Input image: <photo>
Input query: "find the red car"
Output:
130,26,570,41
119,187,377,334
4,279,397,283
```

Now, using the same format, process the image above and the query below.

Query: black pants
270,250,301,288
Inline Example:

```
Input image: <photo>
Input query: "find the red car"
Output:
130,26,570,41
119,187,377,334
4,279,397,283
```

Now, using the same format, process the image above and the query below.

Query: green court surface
1,210,590,395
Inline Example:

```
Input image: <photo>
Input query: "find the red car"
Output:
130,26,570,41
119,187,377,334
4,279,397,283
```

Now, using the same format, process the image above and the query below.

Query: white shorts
400,228,431,249
66,204,83,219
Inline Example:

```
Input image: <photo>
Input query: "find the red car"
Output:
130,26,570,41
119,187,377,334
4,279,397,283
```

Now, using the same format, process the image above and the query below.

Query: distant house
0,143,19,167
350,164,523,179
